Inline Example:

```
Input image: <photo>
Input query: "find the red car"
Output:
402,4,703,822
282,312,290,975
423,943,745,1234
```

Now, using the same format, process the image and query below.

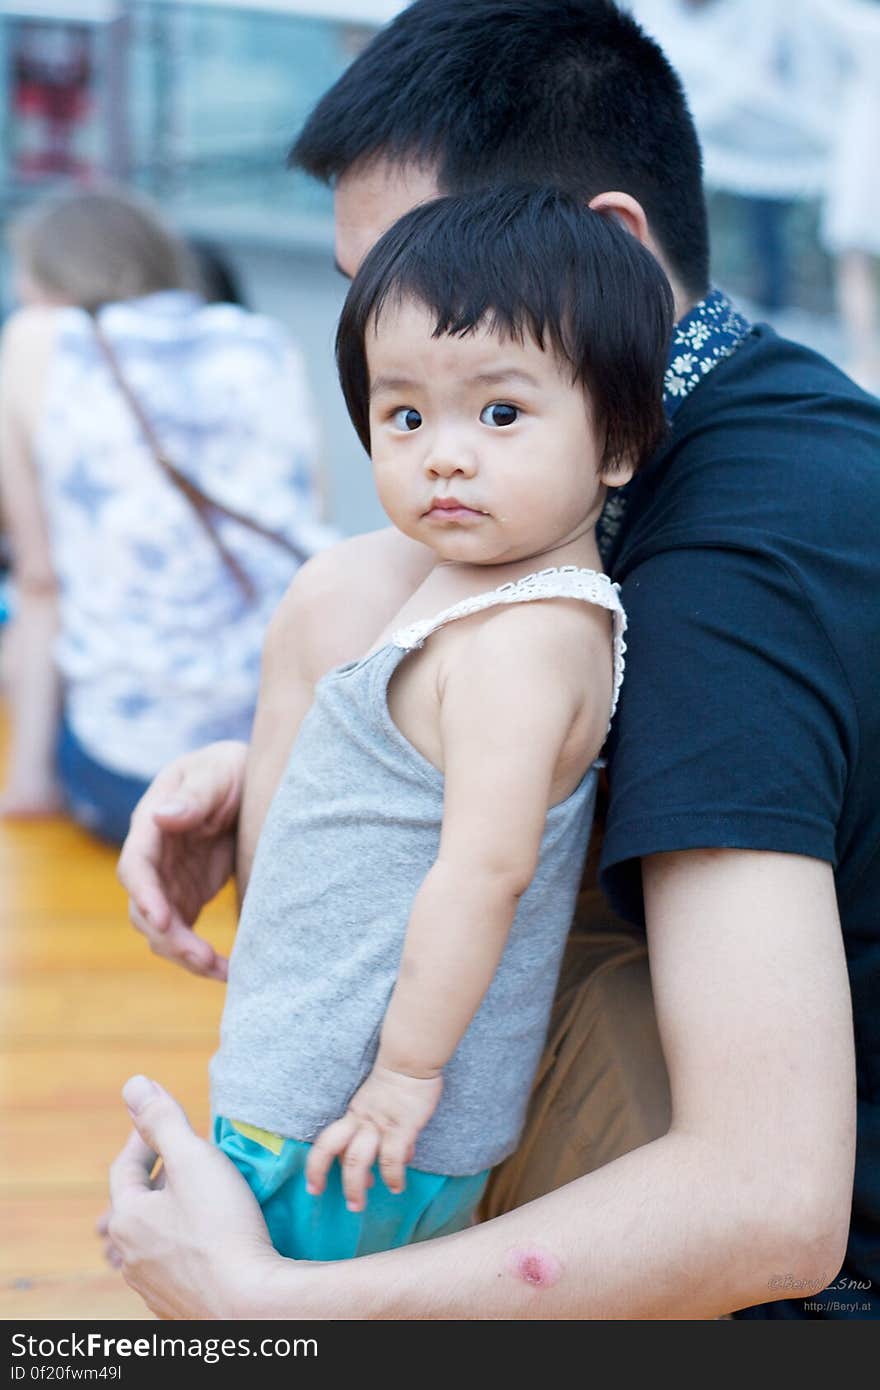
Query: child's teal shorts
213,1115,489,1261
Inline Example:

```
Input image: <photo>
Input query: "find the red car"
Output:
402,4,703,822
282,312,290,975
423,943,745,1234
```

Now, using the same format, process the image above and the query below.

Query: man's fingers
127,901,151,939
128,902,227,981
117,764,221,930
119,858,171,937
151,757,239,837
151,800,207,830
104,1119,171,1217
341,1125,379,1213
154,925,227,980
108,1126,159,1208
96,1205,124,1271
113,1076,201,1197
189,949,228,983
117,810,173,935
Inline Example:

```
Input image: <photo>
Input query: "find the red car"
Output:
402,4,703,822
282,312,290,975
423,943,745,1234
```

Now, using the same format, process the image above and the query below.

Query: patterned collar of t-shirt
597,289,752,563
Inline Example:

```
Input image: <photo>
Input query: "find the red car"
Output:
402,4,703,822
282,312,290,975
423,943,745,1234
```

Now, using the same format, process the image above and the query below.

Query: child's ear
599,455,637,489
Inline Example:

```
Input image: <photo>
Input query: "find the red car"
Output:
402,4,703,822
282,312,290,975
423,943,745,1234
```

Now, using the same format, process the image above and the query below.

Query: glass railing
0,2,406,245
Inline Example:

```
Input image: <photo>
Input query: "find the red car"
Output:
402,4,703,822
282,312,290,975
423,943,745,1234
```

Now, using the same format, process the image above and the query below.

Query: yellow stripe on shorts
230,1119,284,1155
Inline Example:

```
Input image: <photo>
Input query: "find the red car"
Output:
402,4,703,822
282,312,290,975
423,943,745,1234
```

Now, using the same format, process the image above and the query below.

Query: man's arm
108,849,854,1319
291,847,855,1318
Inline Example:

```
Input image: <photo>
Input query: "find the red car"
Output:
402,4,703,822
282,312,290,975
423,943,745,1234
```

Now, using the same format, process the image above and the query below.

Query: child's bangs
366,265,579,377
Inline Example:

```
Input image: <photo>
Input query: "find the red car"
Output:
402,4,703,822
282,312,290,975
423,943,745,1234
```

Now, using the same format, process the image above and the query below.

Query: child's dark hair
292,0,709,299
336,186,674,473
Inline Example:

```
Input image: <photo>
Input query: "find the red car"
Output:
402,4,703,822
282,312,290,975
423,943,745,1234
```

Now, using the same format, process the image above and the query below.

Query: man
107,0,877,1319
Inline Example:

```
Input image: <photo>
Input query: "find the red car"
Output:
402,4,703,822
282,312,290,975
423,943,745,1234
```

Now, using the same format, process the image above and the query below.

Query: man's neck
643,239,698,324
672,288,700,324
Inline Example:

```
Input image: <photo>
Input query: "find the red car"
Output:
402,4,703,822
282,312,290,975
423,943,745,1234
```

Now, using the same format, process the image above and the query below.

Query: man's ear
587,192,651,249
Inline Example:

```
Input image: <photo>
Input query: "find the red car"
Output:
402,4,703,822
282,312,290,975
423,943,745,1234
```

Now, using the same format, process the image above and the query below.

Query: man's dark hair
291,0,709,298
336,185,673,472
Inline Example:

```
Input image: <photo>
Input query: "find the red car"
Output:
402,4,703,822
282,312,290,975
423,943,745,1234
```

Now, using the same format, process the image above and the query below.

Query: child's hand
305,1065,443,1213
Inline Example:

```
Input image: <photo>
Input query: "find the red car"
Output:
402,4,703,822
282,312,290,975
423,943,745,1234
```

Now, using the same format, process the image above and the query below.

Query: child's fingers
305,1115,357,1197
341,1124,380,1213
378,1131,411,1196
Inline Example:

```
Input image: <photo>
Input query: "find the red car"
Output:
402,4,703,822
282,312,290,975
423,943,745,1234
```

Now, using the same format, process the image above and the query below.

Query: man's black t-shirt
600,325,880,1319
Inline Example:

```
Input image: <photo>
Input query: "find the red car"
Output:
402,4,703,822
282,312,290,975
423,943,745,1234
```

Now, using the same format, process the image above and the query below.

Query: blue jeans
57,717,150,846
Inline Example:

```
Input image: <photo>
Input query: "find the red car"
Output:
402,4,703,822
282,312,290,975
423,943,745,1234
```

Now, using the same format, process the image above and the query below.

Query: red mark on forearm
505,1246,562,1288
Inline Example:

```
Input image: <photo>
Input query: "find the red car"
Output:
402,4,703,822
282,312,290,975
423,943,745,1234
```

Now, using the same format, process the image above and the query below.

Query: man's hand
116,531,436,980
305,1066,443,1212
106,1076,277,1320
117,742,247,981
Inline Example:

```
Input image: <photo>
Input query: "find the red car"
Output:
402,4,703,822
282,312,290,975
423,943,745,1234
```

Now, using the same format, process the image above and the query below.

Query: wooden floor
0,711,237,1320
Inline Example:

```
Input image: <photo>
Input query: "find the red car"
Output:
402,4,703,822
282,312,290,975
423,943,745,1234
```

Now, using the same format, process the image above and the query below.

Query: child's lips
423,499,488,521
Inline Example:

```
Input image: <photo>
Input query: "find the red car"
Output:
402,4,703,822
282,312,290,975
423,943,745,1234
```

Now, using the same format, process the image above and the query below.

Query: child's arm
306,603,608,1210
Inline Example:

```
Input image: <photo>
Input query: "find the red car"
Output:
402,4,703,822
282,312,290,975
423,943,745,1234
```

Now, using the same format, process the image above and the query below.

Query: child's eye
392,407,422,431
479,403,519,427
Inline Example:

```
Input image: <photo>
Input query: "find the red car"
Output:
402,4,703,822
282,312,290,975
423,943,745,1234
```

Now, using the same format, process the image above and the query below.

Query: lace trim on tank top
392,564,627,725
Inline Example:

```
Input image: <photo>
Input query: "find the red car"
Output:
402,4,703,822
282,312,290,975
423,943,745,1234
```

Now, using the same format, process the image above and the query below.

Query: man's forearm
259,1131,840,1319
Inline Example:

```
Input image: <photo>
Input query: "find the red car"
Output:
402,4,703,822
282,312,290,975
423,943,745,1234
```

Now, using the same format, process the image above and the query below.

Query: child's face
366,298,632,567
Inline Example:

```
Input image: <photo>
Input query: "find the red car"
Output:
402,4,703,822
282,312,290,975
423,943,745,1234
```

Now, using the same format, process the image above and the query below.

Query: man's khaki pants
479,885,671,1220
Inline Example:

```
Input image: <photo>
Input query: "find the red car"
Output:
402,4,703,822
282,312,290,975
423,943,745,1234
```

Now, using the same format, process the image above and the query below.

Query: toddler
209,186,673,1259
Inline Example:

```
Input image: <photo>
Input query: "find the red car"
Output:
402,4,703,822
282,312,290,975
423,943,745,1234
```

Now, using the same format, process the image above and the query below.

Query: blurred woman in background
0,184,331,841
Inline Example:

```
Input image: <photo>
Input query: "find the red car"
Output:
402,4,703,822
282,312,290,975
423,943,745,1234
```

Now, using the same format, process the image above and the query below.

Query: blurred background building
0,0,874,536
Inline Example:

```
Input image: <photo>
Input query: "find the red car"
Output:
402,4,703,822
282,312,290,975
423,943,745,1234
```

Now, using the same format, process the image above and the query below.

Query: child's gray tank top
210,565,626,1175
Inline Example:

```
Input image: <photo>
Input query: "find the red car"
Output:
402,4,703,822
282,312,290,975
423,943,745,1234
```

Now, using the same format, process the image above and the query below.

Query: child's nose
424,430,478,479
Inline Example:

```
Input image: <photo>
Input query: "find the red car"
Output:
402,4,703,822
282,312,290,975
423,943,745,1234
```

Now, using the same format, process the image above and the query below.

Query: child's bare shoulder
434,596,617,778
448,594,614,706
